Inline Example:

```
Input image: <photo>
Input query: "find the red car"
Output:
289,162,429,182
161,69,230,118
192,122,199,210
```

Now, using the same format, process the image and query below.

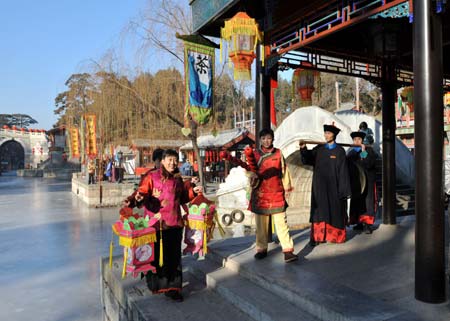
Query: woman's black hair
259,128,274,139
152,148,164,162
162,149,179,159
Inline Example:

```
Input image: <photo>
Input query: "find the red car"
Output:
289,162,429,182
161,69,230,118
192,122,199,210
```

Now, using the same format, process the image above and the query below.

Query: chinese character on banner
70,128,80,158
178,34,216,126
85,114,97,156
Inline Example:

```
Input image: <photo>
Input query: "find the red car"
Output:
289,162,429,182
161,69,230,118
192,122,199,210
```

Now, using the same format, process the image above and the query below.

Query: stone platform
72,174,137,207
101,216,450,321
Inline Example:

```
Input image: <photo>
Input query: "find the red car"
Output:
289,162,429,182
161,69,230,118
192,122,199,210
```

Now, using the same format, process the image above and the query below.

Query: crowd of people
119,122,377,302
86,153,126,185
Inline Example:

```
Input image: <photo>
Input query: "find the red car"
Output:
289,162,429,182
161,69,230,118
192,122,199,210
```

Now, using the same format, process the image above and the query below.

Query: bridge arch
0,139,25,171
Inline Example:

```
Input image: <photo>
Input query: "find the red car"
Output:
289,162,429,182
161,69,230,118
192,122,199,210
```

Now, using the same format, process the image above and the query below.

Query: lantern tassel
203,229,208,255
109,241,114,269
214,210,226,237
109,231,114,269
122,248,128,279
159,221,164,267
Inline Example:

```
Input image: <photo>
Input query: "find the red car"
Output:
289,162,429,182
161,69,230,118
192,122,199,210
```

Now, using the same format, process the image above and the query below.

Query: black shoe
364,224,374,234
165,290,183,302
170,291,183,302
254,251,268,260
309,240,318,247
353,223,364,231
284,252,298,263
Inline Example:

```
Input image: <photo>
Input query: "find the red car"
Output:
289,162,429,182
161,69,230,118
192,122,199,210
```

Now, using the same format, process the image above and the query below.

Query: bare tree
125,0,208,186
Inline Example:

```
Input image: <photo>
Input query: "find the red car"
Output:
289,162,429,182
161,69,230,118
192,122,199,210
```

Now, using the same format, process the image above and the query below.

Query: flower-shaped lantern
221,12,262,81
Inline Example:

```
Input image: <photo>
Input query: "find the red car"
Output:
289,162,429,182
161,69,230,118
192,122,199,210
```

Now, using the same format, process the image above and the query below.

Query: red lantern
293,68,319,103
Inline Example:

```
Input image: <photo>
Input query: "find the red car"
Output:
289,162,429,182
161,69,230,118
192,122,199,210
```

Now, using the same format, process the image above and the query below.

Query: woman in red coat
127,149,201,302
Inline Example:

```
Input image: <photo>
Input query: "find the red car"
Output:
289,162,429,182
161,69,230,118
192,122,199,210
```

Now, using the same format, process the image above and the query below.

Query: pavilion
190,0,450,303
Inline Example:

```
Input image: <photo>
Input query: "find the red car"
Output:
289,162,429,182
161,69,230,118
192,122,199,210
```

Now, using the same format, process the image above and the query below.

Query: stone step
204,238,421,321
101,256,253,321
189,257,320,321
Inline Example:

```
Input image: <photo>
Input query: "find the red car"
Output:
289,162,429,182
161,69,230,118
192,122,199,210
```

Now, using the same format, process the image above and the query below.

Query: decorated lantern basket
183,194,217,257
110,208,157,278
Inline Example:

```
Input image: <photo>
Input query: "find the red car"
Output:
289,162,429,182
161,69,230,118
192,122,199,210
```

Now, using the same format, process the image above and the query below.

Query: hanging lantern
400,86,414,118
444,92,450,107
221,12,262,81
292,68,320,104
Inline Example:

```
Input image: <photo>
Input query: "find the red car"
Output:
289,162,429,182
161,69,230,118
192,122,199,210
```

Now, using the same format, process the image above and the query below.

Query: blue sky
0,0,150,129
0,1,294,129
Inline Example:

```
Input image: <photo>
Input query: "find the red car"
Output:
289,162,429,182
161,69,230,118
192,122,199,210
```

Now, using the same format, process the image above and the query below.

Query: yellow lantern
444,92,450,106
221,12,262,80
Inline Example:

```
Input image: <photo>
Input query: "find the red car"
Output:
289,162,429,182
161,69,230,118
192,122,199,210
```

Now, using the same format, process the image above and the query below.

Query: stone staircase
185,238,421,321
102,216,449,321
375,158,416,218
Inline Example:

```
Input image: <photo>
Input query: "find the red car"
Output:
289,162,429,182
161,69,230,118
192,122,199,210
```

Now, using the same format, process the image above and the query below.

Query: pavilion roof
180,128,254,150
190,0,450,80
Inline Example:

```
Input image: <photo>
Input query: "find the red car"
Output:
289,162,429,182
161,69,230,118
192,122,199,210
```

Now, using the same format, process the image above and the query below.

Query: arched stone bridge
273,106,415,226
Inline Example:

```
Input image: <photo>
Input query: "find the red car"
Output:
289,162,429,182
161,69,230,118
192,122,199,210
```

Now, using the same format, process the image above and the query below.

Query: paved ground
206,215,450,321
0,174,119,321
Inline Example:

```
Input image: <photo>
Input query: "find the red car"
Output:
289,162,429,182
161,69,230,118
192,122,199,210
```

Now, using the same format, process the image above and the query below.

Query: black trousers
146,227,183,294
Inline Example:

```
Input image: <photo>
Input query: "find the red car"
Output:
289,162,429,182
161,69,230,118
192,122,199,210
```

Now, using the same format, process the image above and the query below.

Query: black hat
323,124,341,136
350,131,366,139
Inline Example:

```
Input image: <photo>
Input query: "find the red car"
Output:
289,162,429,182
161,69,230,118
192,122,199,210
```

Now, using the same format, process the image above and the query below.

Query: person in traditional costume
346,131,377,234
249,128,298,263
129,149,201,302
300,124,351,246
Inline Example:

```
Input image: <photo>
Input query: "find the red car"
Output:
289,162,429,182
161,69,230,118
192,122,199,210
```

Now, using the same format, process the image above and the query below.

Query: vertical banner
80,116,86,163
179,35,217,126
70,128,80,158
85,114,97,156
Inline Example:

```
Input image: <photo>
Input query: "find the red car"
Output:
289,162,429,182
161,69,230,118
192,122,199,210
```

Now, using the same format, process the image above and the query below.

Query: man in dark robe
346,131,377,234
300,124,351,246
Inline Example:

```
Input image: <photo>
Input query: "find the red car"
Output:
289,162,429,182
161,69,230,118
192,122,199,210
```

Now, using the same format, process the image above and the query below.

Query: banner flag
69,128,80,158
85,114,97,156
179,35,217,126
